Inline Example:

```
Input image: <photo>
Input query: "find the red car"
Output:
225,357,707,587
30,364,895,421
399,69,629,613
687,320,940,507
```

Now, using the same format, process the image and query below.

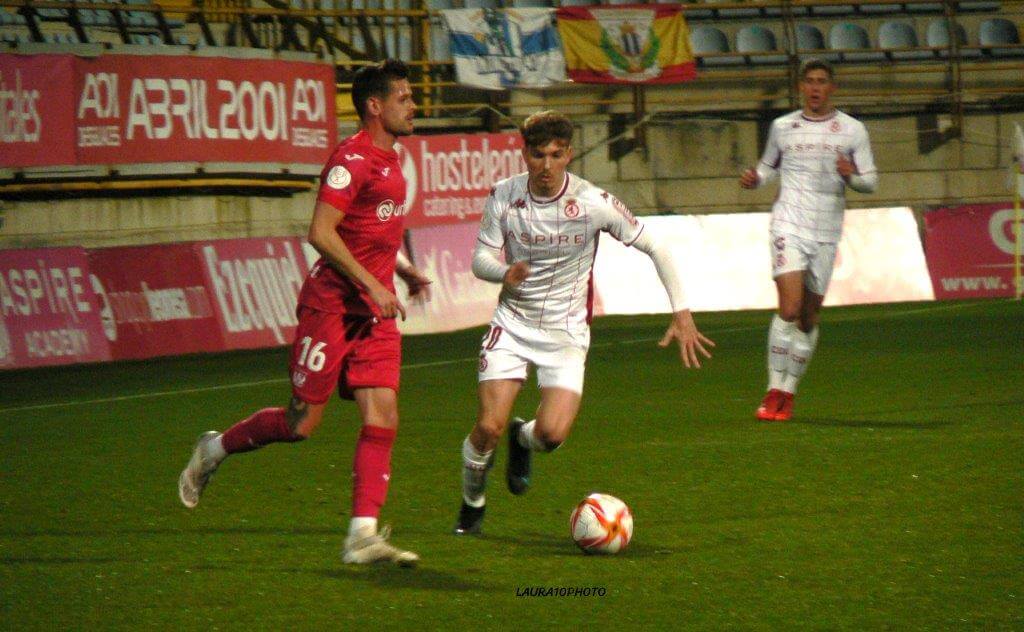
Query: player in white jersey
740,59,878,421
453,111,715,534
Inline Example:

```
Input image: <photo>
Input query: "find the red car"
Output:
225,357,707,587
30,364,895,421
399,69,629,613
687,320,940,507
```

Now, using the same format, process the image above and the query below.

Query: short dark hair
799,58,834,80
521,110,574,148
351,59,409,120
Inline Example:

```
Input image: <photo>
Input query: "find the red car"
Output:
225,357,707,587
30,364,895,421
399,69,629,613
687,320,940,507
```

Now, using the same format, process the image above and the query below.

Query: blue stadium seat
463,0,499,7
828,22,885,61
796,23,839,61
689,25,743,66
0,8,26,25
926,18,982,58
878,21,933,59
558,0,594,6
682,1,714,20
979,18,1023,57
511,0,553,6
736,25,787,64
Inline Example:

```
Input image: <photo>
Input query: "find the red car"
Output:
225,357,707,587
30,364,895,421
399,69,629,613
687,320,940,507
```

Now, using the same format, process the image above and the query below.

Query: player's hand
397,265,432,303
503,261,530,291
368,283,406,321
739,168,760,189
836,152,856,179
658,309,715,369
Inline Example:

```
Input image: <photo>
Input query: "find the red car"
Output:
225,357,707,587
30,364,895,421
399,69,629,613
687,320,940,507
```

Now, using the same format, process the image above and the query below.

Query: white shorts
770,231,837,296
477,309,590,394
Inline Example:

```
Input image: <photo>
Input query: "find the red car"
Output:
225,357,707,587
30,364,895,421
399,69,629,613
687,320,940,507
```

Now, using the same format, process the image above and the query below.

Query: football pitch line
0,300,992,414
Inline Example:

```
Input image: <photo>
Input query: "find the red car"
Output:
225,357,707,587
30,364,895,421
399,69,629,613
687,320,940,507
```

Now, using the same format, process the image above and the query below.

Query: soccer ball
570,493,633,554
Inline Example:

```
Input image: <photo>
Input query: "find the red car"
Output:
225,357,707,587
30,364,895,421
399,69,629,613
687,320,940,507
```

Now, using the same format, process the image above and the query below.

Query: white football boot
342,525,419,567
178,431,222,509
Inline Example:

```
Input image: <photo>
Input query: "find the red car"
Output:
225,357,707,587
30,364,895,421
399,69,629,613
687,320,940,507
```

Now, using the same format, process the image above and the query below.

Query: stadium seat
979,18,1023,57
828,22,885,62
558,0,594,5
878,21,933,59
681,1,714,20
736,25,787,64
796,23,839,61
511,0,553,6
0,8,25,25
689,26,743,66
926,18,982,58
463,0,499,7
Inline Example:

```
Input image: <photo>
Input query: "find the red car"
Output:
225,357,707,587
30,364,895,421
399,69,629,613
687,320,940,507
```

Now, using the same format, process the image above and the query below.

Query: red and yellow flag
556,4,697,84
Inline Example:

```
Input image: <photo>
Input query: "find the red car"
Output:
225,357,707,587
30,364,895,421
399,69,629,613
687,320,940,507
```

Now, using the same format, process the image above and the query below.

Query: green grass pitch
1,300,1021,629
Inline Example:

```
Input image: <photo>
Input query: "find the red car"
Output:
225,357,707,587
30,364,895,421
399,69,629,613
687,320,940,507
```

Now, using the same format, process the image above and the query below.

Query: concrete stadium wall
1,110,1020,249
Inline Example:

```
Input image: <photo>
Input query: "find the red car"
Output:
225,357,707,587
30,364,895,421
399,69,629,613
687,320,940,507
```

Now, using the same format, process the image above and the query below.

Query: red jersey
298,129,408,316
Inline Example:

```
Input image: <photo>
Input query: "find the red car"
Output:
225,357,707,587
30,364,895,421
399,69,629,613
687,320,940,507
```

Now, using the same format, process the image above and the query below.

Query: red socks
221,407,303,454
351,425,397,518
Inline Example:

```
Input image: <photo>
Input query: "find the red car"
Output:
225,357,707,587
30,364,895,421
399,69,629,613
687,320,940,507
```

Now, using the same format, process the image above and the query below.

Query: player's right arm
310,157,405,320
472,186,529,291
741,119,781,189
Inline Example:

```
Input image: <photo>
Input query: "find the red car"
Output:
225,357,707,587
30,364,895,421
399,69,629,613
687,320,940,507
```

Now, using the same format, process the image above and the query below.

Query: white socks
461,435,493,508
348,516,377,540
516,419,548,452
208,434,228,463
781,326,819,394
767,315,795,391
768,315,819,394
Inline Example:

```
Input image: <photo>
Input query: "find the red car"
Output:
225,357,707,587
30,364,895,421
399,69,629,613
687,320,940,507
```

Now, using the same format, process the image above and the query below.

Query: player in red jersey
178,60,431,567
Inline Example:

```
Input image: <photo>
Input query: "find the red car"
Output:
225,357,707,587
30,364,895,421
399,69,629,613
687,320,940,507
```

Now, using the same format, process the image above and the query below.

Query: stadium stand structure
1,0,1022,198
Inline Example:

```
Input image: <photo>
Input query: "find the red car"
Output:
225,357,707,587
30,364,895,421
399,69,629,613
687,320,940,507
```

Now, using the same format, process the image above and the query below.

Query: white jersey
757,109,876,243
477,172,644,331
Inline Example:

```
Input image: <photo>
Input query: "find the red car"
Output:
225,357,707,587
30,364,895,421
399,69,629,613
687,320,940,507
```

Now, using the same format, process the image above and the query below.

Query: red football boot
755,389,784,421
773,392,795,421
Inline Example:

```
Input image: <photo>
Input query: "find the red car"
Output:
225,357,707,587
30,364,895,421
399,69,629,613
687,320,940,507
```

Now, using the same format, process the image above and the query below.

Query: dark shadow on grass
318,565,498,592
792,418,954,430
481,531,670,558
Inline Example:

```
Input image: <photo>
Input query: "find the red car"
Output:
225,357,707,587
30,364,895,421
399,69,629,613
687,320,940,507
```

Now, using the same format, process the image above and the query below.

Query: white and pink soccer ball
570,493,633,554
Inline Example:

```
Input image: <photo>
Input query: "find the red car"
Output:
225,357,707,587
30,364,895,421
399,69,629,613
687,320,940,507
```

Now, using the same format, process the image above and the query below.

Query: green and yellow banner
556,4,697,84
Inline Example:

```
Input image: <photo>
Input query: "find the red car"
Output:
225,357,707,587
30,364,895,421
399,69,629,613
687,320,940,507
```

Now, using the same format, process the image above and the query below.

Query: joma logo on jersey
510,231,585,246
376,199,408,222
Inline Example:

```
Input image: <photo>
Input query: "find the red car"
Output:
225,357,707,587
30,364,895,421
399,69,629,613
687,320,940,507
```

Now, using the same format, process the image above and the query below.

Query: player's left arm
837,123,879,193
600,194,715,368
630,230,715,369
395,250,432,302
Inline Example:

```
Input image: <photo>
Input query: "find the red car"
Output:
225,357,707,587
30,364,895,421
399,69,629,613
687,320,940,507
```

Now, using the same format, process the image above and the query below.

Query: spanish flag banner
556,4,697,84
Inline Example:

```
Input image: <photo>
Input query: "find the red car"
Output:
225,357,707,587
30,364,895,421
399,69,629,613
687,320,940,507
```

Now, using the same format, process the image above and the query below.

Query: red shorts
289,305,401,404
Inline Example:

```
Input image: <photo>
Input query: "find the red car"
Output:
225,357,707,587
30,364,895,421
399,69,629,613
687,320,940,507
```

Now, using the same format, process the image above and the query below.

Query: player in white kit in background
453,110,715,535
740,59,878,422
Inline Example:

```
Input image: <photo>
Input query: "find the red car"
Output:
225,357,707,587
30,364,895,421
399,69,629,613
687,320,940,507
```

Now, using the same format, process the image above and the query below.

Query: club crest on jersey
564,199,580,218
326,166,352,189
382,167,391,177
512,198,527,210
830,120,841,133
292,370,308,387
376,199,407,222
